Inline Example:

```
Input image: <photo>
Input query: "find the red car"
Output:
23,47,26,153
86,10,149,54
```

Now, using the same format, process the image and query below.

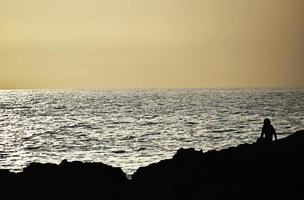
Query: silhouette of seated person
258,118,277,144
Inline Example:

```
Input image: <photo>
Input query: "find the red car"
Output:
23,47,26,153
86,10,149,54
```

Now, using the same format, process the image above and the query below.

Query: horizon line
0,86,303,91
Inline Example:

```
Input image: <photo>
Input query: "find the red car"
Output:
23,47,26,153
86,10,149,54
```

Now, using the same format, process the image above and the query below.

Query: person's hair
264,118,271,126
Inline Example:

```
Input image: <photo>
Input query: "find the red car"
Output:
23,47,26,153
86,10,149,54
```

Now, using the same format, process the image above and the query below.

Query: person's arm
260,127,265,138
273,128,277,141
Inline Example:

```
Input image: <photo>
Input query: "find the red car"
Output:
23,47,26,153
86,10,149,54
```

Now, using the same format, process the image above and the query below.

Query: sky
1,0,304,89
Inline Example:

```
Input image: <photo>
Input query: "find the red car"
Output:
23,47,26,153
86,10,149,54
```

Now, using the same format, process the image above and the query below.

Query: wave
112,150,126,154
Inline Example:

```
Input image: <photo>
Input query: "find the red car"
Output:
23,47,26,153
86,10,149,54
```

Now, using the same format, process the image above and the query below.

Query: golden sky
1,0,303,89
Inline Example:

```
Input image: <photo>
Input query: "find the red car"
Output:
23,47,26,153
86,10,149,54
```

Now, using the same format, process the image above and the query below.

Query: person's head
264,118,271,126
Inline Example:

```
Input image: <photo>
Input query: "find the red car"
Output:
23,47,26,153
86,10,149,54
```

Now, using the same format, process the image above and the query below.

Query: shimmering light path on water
0,89,303,175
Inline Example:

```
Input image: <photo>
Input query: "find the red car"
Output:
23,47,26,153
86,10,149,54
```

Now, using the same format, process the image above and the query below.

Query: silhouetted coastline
1,130,304,200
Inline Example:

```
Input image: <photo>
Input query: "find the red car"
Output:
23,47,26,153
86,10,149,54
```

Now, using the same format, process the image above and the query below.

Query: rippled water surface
0,89,303,175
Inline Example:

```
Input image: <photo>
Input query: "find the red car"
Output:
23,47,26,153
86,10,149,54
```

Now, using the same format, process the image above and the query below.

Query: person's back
260,118,277,143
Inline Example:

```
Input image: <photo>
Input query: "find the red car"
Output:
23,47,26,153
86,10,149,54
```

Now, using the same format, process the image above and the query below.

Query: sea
0,88,303,175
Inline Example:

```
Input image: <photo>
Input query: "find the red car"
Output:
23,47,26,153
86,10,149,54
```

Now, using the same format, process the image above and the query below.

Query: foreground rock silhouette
0,130,304,200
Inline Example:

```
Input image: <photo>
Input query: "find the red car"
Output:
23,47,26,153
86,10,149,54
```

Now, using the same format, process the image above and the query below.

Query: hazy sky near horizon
1,0,304,89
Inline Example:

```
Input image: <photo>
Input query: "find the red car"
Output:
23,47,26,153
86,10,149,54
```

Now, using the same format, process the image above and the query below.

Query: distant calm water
0,89,303,175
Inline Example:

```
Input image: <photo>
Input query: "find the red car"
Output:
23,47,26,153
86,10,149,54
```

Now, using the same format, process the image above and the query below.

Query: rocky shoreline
1,130,304,200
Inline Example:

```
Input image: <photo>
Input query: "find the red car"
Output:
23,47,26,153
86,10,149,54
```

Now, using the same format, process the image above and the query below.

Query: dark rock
131,130,304,200
0,160,127,200
0,130,304,200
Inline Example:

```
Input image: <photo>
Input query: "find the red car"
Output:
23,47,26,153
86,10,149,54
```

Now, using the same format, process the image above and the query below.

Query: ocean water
0,89,303,175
